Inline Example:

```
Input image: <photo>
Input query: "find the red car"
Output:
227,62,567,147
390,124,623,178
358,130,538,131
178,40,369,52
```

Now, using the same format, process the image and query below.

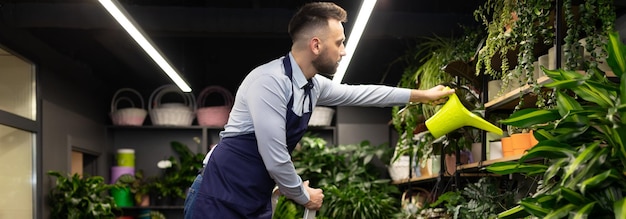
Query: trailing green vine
474,0,518,80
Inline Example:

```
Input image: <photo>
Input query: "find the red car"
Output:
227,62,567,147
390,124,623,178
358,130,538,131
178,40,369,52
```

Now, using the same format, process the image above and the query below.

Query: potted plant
114,169,152,206
47,171,119,218
151,140,205,205
484,31,625,218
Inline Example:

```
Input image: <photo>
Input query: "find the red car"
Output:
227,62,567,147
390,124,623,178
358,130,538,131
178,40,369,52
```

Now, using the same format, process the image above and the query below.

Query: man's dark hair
288,2,348,41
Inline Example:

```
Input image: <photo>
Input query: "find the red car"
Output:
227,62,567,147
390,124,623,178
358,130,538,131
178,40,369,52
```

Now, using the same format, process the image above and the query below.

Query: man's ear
310,37,322,55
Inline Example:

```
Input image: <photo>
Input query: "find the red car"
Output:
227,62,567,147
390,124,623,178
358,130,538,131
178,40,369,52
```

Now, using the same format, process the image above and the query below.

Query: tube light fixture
98,0,192,92
332,0,377,84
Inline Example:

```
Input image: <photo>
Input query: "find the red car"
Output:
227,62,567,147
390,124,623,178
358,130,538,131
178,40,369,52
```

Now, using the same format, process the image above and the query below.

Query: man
184,2,454,218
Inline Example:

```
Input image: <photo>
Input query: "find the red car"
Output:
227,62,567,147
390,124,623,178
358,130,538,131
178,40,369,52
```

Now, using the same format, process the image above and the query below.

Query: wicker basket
402,187,431,210
308,106,335,126
196,86,234,127
110,88,147,126
148,85,196,126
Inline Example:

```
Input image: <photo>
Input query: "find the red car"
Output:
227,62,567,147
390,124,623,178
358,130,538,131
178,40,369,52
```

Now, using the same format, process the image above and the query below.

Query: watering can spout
425,88,503,138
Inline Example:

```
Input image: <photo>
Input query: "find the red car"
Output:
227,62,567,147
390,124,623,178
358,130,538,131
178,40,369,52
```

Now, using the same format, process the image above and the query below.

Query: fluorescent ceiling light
98,0,192,92
332,0,377,84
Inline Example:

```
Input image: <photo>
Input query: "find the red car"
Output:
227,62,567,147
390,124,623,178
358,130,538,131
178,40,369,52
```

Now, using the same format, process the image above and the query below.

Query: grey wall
336,106,394,147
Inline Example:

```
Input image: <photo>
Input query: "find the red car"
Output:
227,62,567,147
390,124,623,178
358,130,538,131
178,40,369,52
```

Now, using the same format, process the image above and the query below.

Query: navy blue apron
186,55,313,218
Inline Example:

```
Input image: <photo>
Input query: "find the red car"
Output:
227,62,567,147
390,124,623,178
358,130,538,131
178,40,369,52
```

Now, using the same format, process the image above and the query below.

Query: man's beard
312,50,338,78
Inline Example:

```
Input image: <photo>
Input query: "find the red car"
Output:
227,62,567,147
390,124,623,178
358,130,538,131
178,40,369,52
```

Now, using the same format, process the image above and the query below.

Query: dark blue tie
302,80,314,113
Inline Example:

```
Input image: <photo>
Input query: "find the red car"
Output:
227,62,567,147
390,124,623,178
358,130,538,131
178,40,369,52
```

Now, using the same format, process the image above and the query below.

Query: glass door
0,47,38,218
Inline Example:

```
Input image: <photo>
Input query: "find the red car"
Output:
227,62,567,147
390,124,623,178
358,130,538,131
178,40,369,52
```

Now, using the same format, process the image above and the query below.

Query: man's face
313,19,346,77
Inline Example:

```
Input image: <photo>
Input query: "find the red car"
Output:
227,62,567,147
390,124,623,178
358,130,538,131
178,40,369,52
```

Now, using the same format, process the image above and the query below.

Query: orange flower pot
529,130,539,147
501,137,514,157
511,133,532,150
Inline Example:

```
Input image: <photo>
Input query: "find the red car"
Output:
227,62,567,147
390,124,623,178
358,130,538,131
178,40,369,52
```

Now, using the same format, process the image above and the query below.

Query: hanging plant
473,0,519,80
579,0,616,71
511,0,555,110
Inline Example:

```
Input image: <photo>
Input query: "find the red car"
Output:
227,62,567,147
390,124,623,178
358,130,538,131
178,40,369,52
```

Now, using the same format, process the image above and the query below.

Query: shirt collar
287,52,311,89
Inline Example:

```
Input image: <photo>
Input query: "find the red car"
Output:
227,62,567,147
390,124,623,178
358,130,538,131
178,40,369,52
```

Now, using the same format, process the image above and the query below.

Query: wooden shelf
485,76,552,110
485,71,617,111
392,154,528,185
457,154,524,170
392,173,441,185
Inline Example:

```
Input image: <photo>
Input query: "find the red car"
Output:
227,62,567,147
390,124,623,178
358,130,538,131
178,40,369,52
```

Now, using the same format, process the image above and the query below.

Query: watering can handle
303,208,317,219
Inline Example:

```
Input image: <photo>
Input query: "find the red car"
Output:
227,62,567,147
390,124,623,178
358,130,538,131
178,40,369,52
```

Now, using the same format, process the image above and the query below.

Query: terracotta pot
444,153,469,175
511,133,532,152
501,137,514,157
529,130,539,147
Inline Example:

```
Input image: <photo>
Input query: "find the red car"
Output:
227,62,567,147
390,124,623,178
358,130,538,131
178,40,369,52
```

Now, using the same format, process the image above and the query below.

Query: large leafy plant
281,133,400,219
423,177,517,219
47,171,119,218
485,31,626,218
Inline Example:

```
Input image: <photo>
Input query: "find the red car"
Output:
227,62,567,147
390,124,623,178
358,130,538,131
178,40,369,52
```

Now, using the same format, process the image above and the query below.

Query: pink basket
196,86,234,127
110,88,147,126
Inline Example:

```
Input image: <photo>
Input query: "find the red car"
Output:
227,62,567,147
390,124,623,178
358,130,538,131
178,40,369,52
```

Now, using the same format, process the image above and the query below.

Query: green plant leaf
565,146,609,189
563,142,601,181
614,126,626,164
615,197,626,219
543,204,577,219
544,203,576,219
580,169,621,194
571,82,615,108
544,158,568,183
606,31,625,78
543,79,583,89
585,79,621,92
559,187,587,205
556,90,583,113
571,202,595,219
520,141,575,162
500,108,560,128
520,200,550,217
534,129,555,141
542,66,566,80
486,161,547,175
621,73,626,125
497,205,528,219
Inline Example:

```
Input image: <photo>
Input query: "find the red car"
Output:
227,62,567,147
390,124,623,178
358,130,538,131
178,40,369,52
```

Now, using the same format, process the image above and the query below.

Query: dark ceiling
0,0,484,96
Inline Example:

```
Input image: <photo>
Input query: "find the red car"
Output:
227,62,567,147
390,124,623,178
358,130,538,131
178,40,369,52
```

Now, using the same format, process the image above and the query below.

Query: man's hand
302,180,324,210
410,85,455,105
